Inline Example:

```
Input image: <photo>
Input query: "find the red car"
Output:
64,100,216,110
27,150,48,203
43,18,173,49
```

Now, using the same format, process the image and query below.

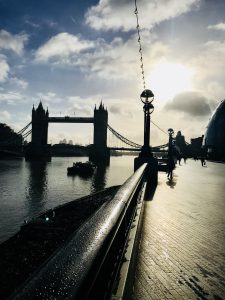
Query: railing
9,163,148,300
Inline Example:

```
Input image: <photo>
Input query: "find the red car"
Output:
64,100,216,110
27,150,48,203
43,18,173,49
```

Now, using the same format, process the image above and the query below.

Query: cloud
206,81,225,102
190,40,225,90
165,91,212,117
204,40,225,55
0,110,11,121
76,36,141,80
197,40,225,65
69,103,92,116
67,96,95,116
33,94,95,116
76,34,167,81
10,77,28,90
33,30,168,84
35,92,63,105
34,32,95,62
109,104,134,119
45,20,58,29
85,0,200,31
0,55,9,82
109,105,121,114
0,30,28,55
0,91,24,105
208,22,225,31
25,19,41,29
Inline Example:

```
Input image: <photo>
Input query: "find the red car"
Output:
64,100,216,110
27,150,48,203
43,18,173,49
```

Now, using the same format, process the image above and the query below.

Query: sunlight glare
147,62,193,103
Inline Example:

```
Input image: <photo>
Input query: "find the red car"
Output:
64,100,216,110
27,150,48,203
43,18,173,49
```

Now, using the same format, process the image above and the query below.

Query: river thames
0,156,134,243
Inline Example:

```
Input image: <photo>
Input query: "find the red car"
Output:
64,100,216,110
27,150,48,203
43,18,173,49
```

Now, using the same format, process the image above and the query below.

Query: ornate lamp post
134,89,158,186
140,89,154,157
168,128,174,160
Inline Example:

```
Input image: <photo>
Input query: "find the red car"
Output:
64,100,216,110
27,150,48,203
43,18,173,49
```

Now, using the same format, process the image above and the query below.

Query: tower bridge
18,101,169,161
25,102,109,161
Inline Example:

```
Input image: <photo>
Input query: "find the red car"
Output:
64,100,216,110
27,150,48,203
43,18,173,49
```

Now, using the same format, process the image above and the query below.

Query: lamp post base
134,148,158,186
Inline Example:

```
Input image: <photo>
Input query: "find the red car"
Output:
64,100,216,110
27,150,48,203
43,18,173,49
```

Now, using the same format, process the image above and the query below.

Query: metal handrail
9,163,147,300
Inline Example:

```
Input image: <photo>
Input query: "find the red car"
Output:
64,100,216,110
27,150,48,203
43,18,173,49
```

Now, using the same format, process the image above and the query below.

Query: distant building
175,131,187,155
51,144,88,156
204,99,225,160
190,135,204,158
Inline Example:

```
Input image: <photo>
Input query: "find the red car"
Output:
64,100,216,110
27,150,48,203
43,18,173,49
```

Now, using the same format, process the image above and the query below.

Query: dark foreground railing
9,163,147,300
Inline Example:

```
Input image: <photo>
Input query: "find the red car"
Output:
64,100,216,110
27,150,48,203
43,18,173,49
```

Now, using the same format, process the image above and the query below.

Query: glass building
204,100,225,160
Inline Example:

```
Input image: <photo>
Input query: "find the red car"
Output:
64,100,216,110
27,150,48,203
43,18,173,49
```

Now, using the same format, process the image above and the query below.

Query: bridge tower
25,102,51,161
32,102,49,146
90,102,110,163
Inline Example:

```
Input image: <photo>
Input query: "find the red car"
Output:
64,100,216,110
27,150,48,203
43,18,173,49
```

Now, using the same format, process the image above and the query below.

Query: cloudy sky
0,0,224,146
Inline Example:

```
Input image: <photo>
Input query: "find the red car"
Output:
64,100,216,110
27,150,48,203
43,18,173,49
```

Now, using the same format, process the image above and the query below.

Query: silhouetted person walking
201,157,206,166
177,155,181,165
167,158,175,179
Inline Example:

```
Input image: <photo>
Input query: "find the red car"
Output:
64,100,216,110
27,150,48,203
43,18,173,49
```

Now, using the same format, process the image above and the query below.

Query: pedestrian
167,158,175,179
200,157,206,166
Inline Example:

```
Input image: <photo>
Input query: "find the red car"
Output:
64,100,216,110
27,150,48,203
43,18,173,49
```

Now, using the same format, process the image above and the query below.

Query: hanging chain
134,0,146,90
134,1,170,137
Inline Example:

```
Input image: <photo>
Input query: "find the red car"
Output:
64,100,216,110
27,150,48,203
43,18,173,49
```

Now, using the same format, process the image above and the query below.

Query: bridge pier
89,146,110,164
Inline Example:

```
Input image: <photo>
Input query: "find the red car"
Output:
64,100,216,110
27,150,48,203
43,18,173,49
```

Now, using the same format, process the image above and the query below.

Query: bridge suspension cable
150,120,168,135
107,124,142,148
22,129,32,139
16,122,31,135
108,124,170,150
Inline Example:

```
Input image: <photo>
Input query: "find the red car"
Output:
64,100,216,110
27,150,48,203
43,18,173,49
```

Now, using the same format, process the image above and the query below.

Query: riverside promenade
132,160,225,300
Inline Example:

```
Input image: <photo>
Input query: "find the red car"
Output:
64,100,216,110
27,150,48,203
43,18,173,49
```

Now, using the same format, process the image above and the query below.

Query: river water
0,156,135,243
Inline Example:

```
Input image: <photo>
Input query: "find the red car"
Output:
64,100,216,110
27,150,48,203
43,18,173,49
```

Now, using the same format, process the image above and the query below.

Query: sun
147,62,193,103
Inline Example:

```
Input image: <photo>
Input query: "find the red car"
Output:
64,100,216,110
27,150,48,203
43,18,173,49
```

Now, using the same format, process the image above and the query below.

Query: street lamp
168,128,174,159
140,89,154,157
134,88,158,185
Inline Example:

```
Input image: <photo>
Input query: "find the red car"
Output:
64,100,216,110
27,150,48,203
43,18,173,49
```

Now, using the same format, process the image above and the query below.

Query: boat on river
67,161,95,176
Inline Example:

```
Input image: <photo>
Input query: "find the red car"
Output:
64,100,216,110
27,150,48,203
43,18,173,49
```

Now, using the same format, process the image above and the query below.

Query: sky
0,0,225,146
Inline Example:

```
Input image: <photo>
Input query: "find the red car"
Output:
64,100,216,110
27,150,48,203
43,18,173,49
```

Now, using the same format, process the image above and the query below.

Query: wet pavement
132,160,225,300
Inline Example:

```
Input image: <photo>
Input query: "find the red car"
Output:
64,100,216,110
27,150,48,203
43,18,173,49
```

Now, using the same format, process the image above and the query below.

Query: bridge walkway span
48,117,94,123
132,160,225,300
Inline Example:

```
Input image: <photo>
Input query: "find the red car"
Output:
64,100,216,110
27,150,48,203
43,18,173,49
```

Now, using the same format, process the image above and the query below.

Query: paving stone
132,160,225,300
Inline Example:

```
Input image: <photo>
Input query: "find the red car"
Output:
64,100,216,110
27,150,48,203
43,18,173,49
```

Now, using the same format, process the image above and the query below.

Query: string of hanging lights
134,0,146,90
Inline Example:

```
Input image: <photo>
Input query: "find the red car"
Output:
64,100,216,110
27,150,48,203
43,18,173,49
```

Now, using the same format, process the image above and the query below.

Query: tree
0,123,22,145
